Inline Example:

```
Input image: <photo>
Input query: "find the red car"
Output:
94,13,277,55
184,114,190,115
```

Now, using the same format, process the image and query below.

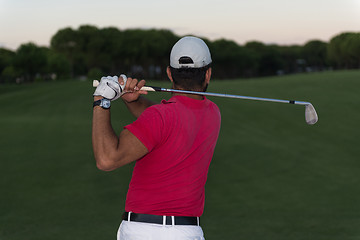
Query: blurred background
1,0,360,239
1,0,359,82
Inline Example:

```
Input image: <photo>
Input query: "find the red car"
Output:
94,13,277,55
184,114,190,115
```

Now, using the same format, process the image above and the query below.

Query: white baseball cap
170,36,212,69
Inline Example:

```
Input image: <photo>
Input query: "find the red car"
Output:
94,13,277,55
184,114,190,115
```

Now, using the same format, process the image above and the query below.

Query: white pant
117,220,205,240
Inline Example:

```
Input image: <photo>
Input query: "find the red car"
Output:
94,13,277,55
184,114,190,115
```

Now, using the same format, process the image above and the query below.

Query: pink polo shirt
124,95,221,217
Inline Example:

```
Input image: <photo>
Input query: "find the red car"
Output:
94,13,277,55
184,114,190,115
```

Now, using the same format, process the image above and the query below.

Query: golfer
92,36,221,240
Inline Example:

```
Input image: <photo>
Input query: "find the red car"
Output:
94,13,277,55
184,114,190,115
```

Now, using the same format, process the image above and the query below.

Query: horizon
1,0,360,50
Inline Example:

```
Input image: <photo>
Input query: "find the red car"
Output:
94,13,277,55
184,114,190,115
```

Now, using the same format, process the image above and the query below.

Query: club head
305,104,318,125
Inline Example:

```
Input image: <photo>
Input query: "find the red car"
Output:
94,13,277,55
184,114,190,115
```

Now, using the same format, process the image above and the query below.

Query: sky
0,0,359,50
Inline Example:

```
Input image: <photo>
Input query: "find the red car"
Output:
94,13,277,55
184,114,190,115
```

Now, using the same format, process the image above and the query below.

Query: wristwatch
93,98,111,109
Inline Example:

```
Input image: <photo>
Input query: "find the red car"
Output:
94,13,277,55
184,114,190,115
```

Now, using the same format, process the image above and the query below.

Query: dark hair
169,64,211,91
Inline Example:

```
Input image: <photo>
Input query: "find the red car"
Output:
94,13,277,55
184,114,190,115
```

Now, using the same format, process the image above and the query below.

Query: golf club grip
139,86,160,92
92,80,160,92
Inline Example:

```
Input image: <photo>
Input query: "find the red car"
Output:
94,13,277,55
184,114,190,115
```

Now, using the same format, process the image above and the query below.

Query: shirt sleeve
124,106,164,152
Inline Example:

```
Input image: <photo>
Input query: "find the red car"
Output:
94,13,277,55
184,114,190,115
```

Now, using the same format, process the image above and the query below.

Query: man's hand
120,77,148,103
93,75,127,101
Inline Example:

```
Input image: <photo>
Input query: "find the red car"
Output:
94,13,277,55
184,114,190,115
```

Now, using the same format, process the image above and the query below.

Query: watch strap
93,99,102,108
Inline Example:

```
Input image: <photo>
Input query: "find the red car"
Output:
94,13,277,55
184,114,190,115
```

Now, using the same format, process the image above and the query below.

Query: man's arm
92,96,148,171
92,77,153,171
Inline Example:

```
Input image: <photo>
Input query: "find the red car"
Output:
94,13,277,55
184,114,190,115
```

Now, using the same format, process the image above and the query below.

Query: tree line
0,25,359,83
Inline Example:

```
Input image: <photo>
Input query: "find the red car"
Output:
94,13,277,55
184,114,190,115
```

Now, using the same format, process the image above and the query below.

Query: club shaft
93,80,316,124
92,80,310,106
147,86,310,106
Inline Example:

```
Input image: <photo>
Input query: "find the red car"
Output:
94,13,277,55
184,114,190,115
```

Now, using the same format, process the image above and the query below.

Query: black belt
122,212,200,226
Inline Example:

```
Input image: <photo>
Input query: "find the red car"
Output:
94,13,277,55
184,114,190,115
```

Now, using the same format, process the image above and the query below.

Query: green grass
1,70,360,240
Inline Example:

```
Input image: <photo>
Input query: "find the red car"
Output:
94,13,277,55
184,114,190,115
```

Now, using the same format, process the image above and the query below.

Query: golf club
93,80,318,125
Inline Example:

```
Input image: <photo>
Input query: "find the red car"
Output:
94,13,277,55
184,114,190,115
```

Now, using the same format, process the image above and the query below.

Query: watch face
101,99,111,109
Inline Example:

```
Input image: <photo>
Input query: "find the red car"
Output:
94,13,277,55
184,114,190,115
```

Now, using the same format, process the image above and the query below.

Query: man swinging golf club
92,36,221,240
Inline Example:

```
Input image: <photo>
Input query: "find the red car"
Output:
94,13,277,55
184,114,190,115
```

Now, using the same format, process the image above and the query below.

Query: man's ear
205,67,212,84
167,67,173,83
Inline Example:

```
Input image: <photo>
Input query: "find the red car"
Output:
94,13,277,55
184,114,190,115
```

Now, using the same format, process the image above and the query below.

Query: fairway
1,70,360,240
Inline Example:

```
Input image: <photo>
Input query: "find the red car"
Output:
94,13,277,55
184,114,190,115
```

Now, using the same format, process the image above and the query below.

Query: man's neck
172,92,204,100
172,85,205,100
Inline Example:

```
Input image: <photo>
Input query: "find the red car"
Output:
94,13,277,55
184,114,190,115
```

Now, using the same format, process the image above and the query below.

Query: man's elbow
95,156,118,171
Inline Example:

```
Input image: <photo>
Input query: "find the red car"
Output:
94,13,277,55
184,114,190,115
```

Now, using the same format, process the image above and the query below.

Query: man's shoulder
140,101,175,117
143,96,220,115
205,98,220,112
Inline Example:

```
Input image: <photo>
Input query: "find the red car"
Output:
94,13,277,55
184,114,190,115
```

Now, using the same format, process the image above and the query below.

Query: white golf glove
93,74,127,101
